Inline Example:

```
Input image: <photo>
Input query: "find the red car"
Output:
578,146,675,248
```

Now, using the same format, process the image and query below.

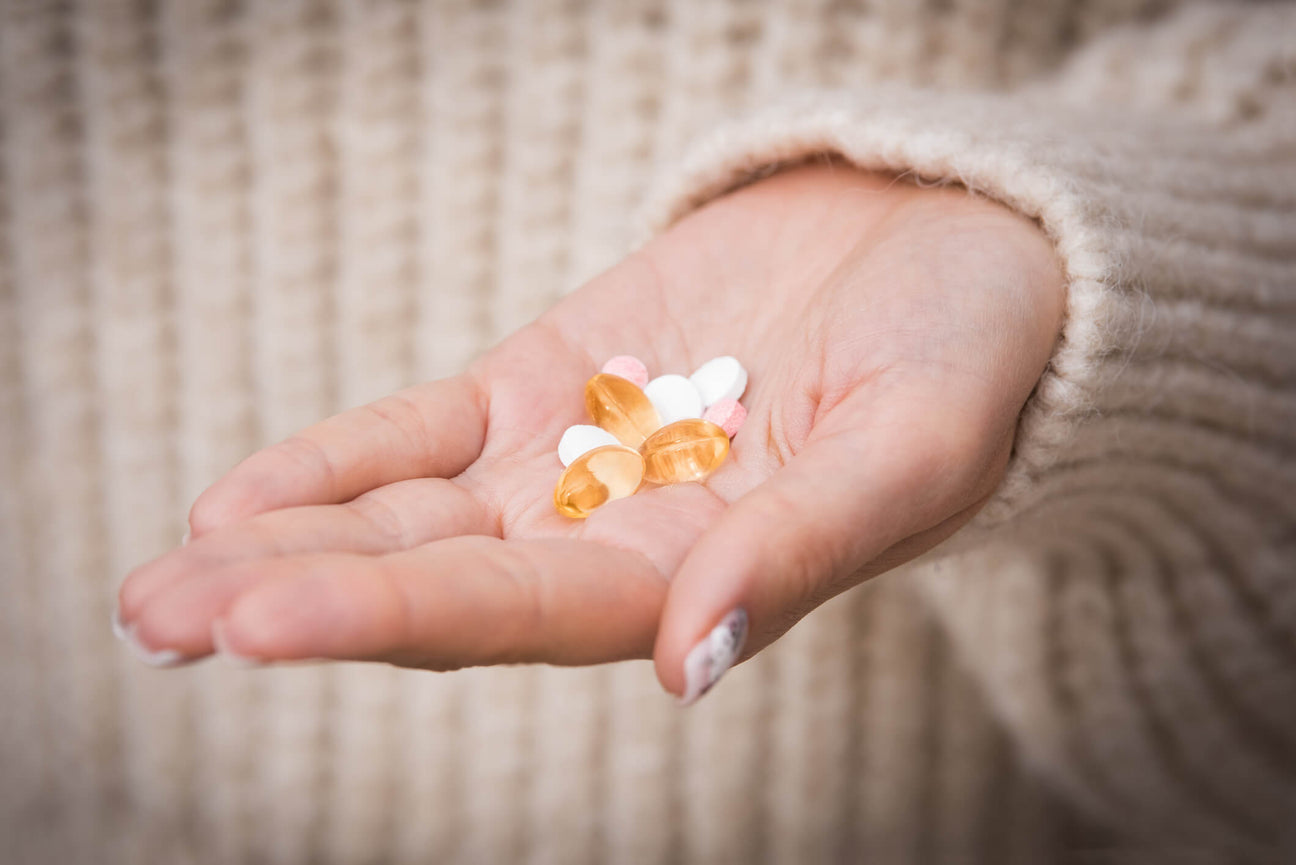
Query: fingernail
680,607,748,706
181,529,191,546
119,623,189,668
111,605,129,642
212,619,263,668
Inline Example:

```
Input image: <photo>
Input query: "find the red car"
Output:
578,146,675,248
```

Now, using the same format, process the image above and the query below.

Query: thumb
654,393,1006,704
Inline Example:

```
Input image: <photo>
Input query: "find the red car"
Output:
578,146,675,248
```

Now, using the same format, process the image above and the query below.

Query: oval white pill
558,424,622,467
643,374,704,426
689,356,747,406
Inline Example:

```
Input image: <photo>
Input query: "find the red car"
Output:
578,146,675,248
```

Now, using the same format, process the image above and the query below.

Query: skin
115,163,1065,699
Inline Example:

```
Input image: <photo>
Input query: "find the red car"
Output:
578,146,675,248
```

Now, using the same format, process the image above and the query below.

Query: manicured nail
680,607,748,706
119,623,188,667
212,619,262,668
111,605,129,642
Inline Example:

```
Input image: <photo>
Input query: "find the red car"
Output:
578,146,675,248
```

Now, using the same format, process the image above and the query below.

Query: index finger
189,373,487,537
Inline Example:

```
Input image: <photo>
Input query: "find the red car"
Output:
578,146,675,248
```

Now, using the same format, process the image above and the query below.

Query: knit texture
1,1,1292,863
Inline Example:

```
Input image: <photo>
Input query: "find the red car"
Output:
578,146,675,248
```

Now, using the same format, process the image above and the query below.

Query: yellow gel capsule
553,445,645,519
640,419,730,485
584,372,661,448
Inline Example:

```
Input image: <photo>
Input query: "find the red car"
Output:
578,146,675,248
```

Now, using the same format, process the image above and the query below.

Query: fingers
212,537,667,669
188,374,487,537
654,394,1005,703
119,477,496,659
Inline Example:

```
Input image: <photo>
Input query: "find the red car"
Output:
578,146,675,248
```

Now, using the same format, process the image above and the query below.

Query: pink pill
600,355,649,389
703,398,746,438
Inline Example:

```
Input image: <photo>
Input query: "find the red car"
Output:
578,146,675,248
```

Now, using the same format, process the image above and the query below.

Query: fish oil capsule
554,445,645,519
640,419,730,485
585,373,661,448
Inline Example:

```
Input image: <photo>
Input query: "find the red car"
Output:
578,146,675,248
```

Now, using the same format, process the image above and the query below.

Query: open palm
116,164,1064,700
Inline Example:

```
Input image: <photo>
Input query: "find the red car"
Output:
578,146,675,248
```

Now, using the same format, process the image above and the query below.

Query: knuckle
276,435,336,493
372,559,419,655
348,493,412,548
364,392,435,460
493,548,547,663
746,488,843,618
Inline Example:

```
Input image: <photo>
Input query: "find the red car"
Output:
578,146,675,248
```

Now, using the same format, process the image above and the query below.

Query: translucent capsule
584,373,661,448
553,445,645,519
640,419,730,485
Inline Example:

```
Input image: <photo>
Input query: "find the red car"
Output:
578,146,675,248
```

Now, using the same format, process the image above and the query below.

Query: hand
115,163,1064,700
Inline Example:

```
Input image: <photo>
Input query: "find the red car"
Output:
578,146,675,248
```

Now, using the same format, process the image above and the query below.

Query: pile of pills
554,355,748,518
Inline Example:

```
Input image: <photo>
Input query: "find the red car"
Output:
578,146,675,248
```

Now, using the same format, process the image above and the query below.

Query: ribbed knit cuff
639,83,1296,857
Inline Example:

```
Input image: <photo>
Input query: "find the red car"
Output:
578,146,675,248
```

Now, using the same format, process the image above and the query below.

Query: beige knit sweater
2,1,1294,863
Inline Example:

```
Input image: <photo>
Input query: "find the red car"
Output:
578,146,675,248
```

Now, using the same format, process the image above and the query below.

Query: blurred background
4,1,1282,863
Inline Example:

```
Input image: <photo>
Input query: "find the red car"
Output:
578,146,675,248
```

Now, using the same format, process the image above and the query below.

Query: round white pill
557,424,622,467
689,356,747,406
643,374,704,425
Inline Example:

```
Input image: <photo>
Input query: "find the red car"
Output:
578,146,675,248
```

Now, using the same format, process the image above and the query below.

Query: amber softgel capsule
640,418,730,485
584,372,661,448
553,445,646,519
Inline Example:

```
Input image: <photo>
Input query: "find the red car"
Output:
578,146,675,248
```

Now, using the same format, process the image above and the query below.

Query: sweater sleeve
641,3,1296,858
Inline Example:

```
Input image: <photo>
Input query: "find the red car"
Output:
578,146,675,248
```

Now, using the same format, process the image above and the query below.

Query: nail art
680,608,748,706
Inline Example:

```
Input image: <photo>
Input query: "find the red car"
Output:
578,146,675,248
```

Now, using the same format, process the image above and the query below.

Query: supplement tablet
557,424,623,467
643,374,704,426
689,356,747,406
